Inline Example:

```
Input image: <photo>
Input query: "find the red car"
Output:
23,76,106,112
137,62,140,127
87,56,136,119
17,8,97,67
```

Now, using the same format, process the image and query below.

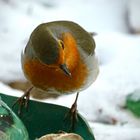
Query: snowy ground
0,0,140,140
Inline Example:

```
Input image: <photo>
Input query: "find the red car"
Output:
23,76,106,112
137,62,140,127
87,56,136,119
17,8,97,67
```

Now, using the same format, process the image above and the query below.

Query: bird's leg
70,92,79,130
12,86,34,114
64,92,79,131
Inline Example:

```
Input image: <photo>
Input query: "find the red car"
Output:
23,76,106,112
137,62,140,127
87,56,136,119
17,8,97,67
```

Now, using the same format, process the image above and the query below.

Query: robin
14,20,99,129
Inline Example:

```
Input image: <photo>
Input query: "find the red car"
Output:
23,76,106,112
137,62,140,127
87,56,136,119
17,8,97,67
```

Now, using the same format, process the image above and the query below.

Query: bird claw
12,93,29,115
64,103,78,131
64,93,79,131
12,86,33,115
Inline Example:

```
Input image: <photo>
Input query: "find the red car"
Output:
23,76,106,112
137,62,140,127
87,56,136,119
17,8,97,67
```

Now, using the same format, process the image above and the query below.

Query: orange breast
23,58,88,93
23,32,88,94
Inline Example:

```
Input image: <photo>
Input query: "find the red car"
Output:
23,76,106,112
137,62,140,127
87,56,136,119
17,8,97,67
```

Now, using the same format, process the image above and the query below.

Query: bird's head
30,24,71,77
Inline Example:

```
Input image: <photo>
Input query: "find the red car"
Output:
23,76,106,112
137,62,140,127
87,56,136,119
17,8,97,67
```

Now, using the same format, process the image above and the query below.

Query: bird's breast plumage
23,56,89,94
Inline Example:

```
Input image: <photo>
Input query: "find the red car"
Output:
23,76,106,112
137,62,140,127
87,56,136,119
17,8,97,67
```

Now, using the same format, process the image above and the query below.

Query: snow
91,123,140,140
0,0,140,140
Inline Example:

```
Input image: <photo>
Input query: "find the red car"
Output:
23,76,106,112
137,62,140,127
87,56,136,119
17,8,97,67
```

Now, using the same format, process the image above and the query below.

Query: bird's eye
59,40,64,49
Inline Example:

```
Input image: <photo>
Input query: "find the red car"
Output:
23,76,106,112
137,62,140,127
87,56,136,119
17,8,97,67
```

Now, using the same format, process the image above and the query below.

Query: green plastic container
126,90,140,117
0,93,95,140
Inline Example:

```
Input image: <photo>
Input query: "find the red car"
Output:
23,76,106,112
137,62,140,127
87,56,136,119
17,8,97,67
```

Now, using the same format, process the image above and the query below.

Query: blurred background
0,0,140,140
0,0,140,88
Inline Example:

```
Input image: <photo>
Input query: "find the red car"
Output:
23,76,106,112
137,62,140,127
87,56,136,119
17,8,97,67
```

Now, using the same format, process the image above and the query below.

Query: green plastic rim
0,93,95,140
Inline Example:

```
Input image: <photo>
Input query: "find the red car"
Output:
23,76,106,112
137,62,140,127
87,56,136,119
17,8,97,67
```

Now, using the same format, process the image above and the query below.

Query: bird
14,20,99,129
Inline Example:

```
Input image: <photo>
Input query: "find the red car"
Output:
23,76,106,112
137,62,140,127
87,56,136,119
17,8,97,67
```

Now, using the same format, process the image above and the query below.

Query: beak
59,64,71,77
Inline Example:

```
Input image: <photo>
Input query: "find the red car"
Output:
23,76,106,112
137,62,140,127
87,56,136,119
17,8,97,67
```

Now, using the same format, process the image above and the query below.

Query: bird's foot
64,92,79,131
12,86,33,115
